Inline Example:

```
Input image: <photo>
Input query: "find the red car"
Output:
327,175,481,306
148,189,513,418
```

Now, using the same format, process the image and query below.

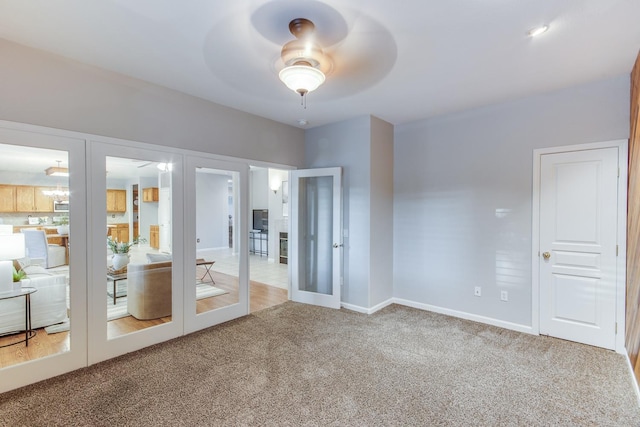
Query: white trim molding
531,139,628,354
393,298,535,335
341,298,394,314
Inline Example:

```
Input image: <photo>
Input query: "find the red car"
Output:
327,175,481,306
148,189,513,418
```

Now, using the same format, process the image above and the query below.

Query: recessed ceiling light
528,25,549,37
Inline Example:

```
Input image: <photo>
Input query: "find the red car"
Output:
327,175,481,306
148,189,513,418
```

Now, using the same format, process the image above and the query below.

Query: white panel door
290,167,342,309
539,147,618,349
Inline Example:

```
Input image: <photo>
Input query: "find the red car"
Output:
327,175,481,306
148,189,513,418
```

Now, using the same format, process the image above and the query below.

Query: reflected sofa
0,264,67,335
126,260,172,320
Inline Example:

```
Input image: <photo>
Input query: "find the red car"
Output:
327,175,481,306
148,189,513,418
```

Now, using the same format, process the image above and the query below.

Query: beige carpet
1,302,639,425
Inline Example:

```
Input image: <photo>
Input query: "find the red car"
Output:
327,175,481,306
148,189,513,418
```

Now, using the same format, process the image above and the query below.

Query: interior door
290,167,342,309
539,147,619,349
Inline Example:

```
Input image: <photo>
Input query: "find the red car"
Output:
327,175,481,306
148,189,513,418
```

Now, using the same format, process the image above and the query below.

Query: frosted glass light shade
279,65,325,95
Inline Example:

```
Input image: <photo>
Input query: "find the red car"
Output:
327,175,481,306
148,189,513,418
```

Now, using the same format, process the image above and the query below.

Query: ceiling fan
203,1,397,110
277,18,330,101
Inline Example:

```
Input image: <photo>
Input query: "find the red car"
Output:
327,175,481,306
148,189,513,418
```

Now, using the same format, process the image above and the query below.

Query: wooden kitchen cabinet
108,223,129,243
0,185,16,212
149,225,159,249
106,189,127,212
16,186,53,212
142,187,158,202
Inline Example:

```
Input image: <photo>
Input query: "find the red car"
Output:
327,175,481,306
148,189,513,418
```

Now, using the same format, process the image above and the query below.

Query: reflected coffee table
106,271,127,305
0,287,37,347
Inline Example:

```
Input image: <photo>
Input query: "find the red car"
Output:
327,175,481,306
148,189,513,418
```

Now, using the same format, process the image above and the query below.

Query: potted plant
107,236,147,270
13,266,26,291
55,215,69,235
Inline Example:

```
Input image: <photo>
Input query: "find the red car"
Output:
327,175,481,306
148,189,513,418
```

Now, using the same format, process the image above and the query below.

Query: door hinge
618,167,620,178
615,322,618,334
616,245,619,256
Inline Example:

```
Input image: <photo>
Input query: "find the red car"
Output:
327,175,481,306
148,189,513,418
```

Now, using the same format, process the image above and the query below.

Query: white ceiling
0,0,639,129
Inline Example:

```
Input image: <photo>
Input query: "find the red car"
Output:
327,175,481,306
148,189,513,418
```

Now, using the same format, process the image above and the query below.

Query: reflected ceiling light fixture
157,162,173,172
43,160,70,200
45,160,69,177
278,18,326,108
527,25,549,37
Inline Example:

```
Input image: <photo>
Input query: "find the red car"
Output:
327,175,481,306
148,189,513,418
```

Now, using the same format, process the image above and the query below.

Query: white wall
196,172,229,249
0,39,305,168
250,168,269,212
393,76,630,327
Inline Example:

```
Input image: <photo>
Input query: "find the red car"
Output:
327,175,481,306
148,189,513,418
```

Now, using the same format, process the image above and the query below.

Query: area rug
45,283,228,333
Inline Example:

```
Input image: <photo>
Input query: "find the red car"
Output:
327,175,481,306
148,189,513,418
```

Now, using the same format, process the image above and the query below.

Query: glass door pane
106,156,173,339
299,176,333,294
184,156,248,334
0,145,71,365
194,167,239,314
290,167,342,309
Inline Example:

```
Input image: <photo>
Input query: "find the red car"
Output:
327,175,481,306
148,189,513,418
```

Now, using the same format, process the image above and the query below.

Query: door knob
542,251,551,260
333,243,343,248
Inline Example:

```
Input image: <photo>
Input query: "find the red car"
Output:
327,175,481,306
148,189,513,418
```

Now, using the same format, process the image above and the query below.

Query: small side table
0,287,37,348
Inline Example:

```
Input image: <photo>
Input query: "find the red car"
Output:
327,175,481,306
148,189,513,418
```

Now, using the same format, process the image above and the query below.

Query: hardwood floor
0,278,287,369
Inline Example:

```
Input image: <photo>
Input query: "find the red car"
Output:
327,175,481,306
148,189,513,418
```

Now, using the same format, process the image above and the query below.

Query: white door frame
183,156,249,333
532,139,627,354
0,124,88,393
290,167,343,309
88,141,184,364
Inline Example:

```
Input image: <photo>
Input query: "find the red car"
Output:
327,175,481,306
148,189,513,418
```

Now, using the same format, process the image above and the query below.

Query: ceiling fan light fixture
279,65,325,95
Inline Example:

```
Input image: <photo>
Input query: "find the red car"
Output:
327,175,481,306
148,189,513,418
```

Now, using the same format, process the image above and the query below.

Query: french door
88,142,183,364
290,167,342,309
183,156,249,333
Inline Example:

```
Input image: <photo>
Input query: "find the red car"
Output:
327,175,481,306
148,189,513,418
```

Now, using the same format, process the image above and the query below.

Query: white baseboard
624,350,640,407
392,298,535,335
341,298,394,314
341,297,534,336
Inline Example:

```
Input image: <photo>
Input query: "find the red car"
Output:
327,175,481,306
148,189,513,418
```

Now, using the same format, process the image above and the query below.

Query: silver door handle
333,243,343,248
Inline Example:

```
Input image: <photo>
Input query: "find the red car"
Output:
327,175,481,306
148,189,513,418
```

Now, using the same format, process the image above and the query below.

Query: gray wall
0,39,305,167
306,116,372,307
369,116,394,307
306,115,394,309
393,75,630,327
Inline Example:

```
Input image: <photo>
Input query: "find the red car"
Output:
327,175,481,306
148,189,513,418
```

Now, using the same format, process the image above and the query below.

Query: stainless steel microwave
53,200,69,212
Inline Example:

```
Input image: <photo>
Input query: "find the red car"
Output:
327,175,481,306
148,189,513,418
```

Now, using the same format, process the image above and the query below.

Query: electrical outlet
474,286,481,297
501,291,508,302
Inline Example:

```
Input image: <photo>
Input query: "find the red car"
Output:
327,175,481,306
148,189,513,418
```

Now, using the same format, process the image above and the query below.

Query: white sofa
0,265,68,335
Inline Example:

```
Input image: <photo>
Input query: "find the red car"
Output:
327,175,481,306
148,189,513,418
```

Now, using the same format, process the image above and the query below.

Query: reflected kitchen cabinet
0,185,16,212
142,187,158,202
149,225,159,249
16,186,54,212
108,223,129,243
106,189,126,212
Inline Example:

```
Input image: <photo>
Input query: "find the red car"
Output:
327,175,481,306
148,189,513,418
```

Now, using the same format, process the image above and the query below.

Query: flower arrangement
107,236,147,254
